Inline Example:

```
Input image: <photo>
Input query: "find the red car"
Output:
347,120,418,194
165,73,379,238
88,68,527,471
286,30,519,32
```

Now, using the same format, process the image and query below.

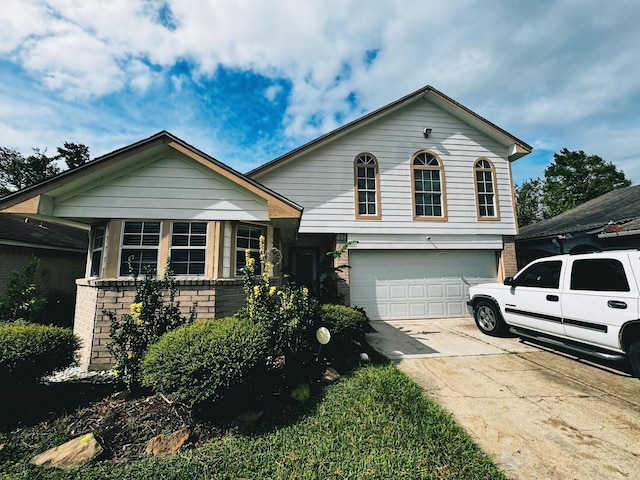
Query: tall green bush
105,264,196,391
0,322,80,385
141,317,268,406
0,257,46,322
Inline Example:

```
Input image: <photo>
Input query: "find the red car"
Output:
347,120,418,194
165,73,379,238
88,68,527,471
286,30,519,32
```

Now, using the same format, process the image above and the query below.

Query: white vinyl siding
255,98,516,236
53,155,270,221
350,250,497,320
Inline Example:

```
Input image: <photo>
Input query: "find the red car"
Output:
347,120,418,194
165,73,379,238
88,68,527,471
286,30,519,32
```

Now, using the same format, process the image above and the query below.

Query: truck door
503,259,565,336
561,256,638,351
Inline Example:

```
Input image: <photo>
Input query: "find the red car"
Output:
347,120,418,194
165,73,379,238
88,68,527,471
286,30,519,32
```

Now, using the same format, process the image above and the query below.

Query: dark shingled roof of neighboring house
0,214,88,252
517,185,640,240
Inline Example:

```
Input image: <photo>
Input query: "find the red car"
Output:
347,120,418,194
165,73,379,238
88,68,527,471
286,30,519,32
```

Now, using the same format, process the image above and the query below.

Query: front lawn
1,361,506,480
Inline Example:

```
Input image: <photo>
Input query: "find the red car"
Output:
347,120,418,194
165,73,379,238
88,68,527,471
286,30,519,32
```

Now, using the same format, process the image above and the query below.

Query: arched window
411,151,446,219
354,153,380,219
474,159,499,219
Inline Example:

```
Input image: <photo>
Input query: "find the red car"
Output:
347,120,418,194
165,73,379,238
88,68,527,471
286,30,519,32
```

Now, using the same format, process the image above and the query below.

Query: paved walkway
366,317,640,480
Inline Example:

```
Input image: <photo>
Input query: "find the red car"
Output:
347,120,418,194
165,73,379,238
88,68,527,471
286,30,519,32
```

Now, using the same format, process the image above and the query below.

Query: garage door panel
350,250,497,320
389,285,407,299
408,284,426,298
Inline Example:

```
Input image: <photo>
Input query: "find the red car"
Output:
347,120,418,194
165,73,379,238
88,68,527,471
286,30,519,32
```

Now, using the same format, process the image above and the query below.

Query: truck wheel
473,300,506,337
629,341,640,378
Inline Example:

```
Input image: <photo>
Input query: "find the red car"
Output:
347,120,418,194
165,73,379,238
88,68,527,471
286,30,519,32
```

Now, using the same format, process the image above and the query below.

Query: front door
293,249,317,289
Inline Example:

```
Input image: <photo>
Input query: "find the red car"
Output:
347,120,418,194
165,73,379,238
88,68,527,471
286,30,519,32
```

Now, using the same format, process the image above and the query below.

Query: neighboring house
0,214,88,326
516,185,640,268
0,85,531,370
250,85,531,321
0,132,302,369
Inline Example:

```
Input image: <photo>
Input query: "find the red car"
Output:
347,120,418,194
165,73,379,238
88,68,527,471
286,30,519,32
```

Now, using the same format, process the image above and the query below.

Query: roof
0,131,303,222
248,85,532,177
518,185,640,240
0,214,88,252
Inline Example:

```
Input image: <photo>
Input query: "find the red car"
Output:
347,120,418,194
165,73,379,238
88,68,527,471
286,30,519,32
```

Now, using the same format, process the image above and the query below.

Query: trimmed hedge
141,317,269,406
0,322,81,385
319,304,369,340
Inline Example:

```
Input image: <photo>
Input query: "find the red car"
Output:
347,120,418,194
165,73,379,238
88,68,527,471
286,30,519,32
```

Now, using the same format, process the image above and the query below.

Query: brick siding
74,278,246,371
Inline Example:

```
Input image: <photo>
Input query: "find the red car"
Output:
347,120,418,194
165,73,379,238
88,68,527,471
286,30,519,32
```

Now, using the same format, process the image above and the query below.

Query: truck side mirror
503,277,515,286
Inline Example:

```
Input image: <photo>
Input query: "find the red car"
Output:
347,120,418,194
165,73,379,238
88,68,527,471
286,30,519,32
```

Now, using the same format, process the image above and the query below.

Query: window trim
234,223,267,277
353,152,381,220
118,220,162,277
410,150,447,221
169,221,208,277
474,158,500,221
88,224,107,278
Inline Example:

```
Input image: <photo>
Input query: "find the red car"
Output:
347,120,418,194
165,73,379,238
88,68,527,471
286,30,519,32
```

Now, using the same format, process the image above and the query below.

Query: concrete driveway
366,317,640,480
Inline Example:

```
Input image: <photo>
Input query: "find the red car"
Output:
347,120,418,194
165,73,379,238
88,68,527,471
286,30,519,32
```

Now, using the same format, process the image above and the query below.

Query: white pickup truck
467,250,640,377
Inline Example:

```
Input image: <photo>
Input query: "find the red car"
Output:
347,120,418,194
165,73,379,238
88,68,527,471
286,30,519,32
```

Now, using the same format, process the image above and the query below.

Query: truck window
570,258,630,292
515,260,562,288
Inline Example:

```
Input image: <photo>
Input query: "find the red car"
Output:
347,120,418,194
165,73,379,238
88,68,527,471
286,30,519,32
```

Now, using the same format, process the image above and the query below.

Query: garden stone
31,433,103,470
145,428,190,457
322,367,341,383
291,383,310,402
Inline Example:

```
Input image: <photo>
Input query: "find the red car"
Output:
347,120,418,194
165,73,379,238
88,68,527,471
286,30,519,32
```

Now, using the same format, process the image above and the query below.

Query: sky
1,0,639,186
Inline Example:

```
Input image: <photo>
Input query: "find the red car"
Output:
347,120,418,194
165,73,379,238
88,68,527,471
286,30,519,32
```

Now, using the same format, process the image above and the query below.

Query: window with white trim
474,159,498,218
89,226,106,277
235,224,265,276
412,152,445,218
169,222,207,276
119,221,161,276
354,153,380,218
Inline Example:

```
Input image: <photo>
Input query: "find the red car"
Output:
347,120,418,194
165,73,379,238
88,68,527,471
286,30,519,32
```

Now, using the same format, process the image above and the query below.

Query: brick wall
334,240,350,305
73,278,246,371
0,246,86,326
500,236,518,279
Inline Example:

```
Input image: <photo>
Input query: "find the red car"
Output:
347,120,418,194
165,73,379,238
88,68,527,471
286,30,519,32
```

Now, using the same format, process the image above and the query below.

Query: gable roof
248,85,532,178
0,131,302,223
0,214,87,252
518,185,640,240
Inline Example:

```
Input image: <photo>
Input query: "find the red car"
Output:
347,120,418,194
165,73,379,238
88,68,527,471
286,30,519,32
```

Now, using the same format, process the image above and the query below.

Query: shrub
141,317,268,406
237,236,320,358
0,322,80,385
105,264,196,391
0,257,46,322
319,304,369,341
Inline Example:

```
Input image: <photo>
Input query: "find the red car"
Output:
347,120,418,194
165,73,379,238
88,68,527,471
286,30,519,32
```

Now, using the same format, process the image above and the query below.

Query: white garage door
349,250,497,320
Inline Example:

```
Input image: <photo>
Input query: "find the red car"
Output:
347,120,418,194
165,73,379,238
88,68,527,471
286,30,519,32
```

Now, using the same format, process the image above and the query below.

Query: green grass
1,363,507,480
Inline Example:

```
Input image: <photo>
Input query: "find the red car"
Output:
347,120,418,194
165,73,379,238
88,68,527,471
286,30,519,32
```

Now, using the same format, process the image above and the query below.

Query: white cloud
1,0,640,182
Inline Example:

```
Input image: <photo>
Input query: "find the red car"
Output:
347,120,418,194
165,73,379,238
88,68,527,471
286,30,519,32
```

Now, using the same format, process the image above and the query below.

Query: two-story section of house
250,86,531,320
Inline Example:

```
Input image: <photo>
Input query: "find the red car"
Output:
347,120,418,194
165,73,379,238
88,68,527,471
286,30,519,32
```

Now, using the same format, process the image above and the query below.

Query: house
0,132,303,369
0,214,88,326
516,185,640,268
0,85,531,370
249,85,531,321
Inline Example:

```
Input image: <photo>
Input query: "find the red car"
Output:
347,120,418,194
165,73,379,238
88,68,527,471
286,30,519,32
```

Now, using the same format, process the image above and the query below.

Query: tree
543,148,631,218
515,178,544,227
0,142,90,196
515,148,632,227
56,141,90,170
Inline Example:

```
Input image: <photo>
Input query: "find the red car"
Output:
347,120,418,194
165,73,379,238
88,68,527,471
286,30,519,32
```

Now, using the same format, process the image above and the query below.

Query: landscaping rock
145,428,190,457
236,410,263,423
31,433,103,470
322,367,341,383
291,383,310,402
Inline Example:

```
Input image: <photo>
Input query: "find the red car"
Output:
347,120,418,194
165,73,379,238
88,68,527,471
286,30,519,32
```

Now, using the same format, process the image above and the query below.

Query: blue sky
1,0,639,185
